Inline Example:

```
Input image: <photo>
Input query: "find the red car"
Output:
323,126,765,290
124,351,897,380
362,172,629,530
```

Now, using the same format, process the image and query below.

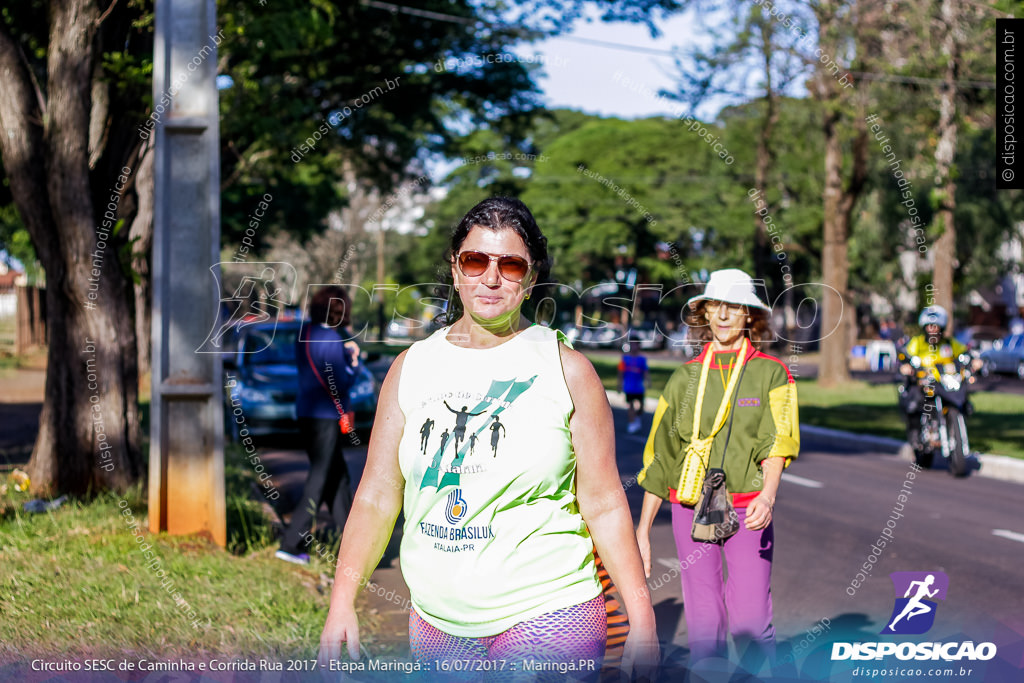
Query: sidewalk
0,356,46,471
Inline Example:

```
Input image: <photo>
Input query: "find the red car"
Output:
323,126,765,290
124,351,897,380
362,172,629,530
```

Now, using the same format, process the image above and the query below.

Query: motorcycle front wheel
913,412,934,469
945,407,969,477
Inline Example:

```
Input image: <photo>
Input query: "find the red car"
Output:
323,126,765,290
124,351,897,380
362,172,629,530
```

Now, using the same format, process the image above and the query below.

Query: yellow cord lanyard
717,351,735,389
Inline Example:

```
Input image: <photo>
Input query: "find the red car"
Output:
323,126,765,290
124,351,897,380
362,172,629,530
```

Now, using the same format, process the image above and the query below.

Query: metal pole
149,0,226,545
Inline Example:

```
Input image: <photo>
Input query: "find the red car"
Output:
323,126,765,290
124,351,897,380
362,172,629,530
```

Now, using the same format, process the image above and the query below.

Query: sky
423,10,741,182
519,9,738,122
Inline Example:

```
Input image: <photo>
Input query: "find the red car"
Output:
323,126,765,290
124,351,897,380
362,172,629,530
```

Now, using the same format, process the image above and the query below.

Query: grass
796,379,1024,459
584,352,1024,459
0,450,386,663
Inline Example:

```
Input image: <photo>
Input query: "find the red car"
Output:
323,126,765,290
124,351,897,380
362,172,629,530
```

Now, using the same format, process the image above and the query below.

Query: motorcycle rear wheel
946,407,969,477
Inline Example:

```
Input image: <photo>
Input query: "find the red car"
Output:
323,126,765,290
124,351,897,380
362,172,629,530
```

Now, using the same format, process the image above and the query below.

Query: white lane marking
657,558,681,569
781,472,824,488
992,529,1024,544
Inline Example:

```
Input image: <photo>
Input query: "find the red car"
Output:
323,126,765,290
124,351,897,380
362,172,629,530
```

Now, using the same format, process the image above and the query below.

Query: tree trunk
0,0,142,496
812,1,870,387
931,0,959,332
753,38,778,289
819,106,852,387
131,139,155,378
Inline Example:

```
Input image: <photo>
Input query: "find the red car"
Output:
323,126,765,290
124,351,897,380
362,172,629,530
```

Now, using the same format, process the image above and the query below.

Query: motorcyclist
897,305,980,449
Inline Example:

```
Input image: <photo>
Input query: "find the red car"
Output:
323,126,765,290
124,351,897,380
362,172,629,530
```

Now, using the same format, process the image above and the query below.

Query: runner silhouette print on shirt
443,401,487,451
419,418,435,454
489,416,506,457
420,375,538,491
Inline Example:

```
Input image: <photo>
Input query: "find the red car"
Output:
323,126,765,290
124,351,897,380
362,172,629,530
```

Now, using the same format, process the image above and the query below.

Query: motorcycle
896,349,978,476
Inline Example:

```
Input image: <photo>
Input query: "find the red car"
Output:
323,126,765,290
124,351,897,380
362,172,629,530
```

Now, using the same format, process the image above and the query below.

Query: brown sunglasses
455,250,532,283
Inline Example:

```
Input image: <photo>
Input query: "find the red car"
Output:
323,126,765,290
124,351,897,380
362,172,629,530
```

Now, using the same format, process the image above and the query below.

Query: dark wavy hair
683,300,774,351
437,197,553,326
307,285,352,328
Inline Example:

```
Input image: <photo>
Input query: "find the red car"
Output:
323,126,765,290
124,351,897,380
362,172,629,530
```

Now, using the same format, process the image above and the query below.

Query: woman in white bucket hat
635,268,800,672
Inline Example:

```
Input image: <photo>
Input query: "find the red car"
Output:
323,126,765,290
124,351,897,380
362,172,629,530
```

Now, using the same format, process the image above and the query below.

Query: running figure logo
444,401,487,450
881,571,949,635
419,418,435,454
489,415,506,457
196,261,296,353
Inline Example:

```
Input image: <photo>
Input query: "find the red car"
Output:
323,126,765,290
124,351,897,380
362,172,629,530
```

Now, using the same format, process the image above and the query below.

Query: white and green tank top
397,323,602,637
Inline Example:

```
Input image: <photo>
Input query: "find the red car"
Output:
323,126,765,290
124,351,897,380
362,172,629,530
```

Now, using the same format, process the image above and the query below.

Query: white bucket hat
686,268,770,312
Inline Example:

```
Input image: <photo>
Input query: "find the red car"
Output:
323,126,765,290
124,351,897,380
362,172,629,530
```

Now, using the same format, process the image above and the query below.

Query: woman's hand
744,494,774,530
343,340,360,367
621,624,660,681
635,528,652,578
318,606,361,666
635,492,663,579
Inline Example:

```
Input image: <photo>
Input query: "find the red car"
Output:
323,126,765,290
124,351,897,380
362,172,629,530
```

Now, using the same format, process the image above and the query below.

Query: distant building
0,262,24,318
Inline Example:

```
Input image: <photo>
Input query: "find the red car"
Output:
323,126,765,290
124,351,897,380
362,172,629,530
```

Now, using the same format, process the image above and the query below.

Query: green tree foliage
425,100,825,293
215,0,685,251
524,115,734,285
718,96,825,291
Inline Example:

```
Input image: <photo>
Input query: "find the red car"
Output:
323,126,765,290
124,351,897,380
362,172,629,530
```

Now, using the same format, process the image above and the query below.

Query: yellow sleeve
637,365,692,498
638,396,671,485
762,380,800,465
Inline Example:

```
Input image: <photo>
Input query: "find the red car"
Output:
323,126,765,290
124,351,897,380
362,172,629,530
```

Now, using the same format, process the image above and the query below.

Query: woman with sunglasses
634,268,799,673
319,197,658,679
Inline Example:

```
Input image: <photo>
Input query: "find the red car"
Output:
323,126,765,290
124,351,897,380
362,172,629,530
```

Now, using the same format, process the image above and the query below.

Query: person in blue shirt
276,285,361,565
619,335,649,434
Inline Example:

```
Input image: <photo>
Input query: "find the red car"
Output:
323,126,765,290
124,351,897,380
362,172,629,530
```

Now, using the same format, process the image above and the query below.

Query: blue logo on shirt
445,489,467,525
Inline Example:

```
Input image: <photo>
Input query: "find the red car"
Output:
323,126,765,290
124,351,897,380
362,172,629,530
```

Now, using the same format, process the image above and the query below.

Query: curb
798,424,1024,485
603,391,1024,486
974,453,1024,485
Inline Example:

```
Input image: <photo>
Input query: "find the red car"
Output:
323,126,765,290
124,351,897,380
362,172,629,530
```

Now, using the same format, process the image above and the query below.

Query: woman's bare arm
560,344,659,676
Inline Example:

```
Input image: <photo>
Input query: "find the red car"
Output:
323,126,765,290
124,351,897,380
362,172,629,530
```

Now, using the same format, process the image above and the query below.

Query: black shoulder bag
691,359,749,543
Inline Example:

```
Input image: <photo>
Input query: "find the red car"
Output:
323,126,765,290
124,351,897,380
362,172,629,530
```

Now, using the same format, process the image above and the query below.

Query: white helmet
918,305,948,328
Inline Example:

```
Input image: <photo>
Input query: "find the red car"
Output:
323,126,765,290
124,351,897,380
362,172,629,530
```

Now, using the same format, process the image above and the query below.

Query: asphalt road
615,424,1024,640
262,403,1024,679
614,410,1024,681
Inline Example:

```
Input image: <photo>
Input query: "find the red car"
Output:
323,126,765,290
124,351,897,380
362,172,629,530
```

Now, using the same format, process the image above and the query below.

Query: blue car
223,321,378,440
980,333,1024,380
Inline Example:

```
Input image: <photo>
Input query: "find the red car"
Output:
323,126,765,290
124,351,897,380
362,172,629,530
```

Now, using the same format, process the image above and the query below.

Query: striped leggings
409,594,606,682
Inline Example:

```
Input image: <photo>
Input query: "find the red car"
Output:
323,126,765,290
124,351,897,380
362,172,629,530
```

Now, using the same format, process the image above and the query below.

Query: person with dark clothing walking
276,286,361,565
